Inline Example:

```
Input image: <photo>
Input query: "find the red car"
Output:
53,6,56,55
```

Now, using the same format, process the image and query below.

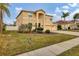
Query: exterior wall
45,15,53,25
35,10,45,28
16,11,37,26
16,11,29,26
44,15,57,31
52,24,57,31
6,26,19,31
16,10,57,32
61,24,70,30
59,23,78,30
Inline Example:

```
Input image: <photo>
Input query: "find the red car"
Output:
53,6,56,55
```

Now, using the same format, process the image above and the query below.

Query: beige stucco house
56,20,79,30
16,9,57,32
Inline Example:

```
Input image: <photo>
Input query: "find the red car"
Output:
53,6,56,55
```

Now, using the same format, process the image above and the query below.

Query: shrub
3,24,6,31
27,23,32,32
45,30,50,33
57,25,62,30
77,25,79,28
18,24,27,33
36,27,43,33
68,27,70,30
32,29,36,33
18,23,32,33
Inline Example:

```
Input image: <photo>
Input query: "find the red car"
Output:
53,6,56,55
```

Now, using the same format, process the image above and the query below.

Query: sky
3,3,79,24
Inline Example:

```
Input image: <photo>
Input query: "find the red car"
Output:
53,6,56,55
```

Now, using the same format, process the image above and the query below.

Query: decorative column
43,14,45,30
36,13,39,28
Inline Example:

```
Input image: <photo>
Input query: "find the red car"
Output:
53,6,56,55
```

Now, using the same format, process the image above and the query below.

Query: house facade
16,9,57,32
56,20,79,30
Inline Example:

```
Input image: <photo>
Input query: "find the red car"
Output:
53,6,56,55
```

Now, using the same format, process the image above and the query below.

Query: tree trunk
63,18,66,30
74,19,77,29
0,8,3,33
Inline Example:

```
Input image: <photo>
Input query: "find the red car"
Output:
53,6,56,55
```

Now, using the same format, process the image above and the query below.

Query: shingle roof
16,9,53,19
56,20,79,24
56,20,69,24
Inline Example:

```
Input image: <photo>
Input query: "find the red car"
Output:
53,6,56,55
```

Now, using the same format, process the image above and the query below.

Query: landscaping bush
77,24,79,28
18,23,32,33
45,30,50,33
57,25,62,30
3,24,6,31
27,23,32,32
36,27,43,33
32,29,36,33
18,24,27,33
68,27,70,30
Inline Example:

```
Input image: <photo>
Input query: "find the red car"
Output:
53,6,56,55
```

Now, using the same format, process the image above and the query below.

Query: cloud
47,13,61,21
68,3,77,7
52,14,57,16
69,9,79,20
62,6,69,9
54,15,61,21
48,13,57,16
62,9,69,13
61,9,79,20
54,7,69,21
15,7,23,14
53,4,79,21
4,19,16,24
55,7,61,13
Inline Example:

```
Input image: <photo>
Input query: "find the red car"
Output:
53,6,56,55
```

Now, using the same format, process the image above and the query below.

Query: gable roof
56,20,79,24
16,10,34,19
16,9,52,19
35,9,45,13
56,20,70,24
46,15,53,17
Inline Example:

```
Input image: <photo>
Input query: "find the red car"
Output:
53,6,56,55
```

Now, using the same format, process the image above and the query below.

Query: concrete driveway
53,31,79,36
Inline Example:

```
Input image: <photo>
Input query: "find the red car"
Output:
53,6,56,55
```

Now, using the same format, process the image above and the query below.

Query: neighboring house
56,20,79,30
16,9,57,32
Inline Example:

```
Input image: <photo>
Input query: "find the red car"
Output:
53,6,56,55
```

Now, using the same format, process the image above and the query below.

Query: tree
61,12,69,30
61,12,69,21
27,23,32,32
57,25,62,30
73,13,79,24
0,3,10,33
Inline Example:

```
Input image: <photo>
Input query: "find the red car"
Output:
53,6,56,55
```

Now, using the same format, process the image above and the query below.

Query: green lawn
59,45,79,56
0,31,77,56
68,30,79,32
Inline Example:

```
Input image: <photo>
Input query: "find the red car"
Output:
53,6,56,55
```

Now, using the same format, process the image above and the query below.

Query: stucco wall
16,10,57,32
6,26,19,31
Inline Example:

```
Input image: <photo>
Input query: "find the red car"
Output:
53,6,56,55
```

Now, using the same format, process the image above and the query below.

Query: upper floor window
28,13,32,17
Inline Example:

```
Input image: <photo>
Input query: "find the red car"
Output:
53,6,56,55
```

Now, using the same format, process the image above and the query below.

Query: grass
0,31,77,56
59,45,79,56
67,30,79,32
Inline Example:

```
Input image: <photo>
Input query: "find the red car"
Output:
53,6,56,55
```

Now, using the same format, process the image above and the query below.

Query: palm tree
73,13,79,29
0,3,10,33
61,12,69,30
73,13,79,24
61,12,69,21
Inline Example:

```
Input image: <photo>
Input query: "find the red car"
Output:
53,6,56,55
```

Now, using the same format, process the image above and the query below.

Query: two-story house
16,9,57,32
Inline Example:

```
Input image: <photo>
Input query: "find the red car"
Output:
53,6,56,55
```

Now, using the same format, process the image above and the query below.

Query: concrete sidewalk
17,37,79,56
53,31,79,36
